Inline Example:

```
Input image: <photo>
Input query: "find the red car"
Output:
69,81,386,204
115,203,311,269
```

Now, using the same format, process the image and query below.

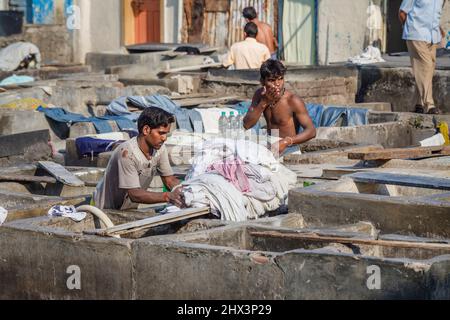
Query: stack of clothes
180,138,297,222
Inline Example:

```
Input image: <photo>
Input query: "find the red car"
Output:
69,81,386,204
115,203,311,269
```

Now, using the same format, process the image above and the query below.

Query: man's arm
161,175,180,190
270,96,316,156
243,89,267,130
399,0,413,25
288,95,316,145
127,188,184,208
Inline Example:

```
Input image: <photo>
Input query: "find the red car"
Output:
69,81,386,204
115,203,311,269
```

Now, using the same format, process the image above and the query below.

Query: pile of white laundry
180,138,297,222
348,45,385,65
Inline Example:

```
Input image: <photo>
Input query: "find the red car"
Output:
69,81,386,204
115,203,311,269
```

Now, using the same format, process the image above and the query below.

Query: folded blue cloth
75,137,117,157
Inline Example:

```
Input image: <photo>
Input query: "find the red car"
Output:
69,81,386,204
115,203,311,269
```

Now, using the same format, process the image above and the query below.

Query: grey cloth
0,42,41,72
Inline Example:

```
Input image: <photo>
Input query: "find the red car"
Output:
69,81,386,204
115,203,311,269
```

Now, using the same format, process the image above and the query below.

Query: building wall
317,0,371,65
163,0,182,43
442,2,450,41
72,0,122,63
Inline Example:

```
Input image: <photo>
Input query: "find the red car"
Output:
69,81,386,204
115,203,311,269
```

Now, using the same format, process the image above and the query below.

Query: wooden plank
348,146,448,161
177,95,242,107
205,0,229,12
350,172,450,190
159,62,224,74
249,231,450,251
38,161,85,187
0,130,50,158
170,92,216,100
84,207,210,237
0,174,57,184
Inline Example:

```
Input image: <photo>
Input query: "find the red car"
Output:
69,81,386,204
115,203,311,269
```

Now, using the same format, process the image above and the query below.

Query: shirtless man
243,59,316,157
243,6,278,59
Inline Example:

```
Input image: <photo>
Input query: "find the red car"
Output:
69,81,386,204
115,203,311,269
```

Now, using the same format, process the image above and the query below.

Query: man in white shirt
223,22,271,70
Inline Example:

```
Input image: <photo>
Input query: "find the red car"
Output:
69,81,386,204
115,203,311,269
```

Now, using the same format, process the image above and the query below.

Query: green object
303,181,316,188
163,179,184,192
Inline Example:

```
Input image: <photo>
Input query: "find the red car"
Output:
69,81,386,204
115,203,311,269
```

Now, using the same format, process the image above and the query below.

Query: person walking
399,0,446,114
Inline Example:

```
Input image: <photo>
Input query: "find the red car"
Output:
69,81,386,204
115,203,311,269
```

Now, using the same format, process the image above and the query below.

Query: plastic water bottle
235,111,244,138
228,112,236,138
218,112,227,136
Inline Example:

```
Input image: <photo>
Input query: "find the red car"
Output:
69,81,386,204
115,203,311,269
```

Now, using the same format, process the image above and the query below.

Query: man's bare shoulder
262,22,275,33
286,91,306,108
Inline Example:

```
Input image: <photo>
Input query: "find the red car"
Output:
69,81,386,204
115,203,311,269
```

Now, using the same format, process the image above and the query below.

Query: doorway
386,0,407,53
132,0,161,43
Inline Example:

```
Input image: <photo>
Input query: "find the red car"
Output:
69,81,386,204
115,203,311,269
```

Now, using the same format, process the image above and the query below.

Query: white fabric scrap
0,207,8,226
348,45,385,65
48,205,87,222
420,133,445,147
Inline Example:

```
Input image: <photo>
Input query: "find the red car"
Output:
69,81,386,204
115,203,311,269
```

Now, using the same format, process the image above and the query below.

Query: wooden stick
159,62,224,74
348,146,449,161
0,174,57,184
84,207,210,237
249,231,450,251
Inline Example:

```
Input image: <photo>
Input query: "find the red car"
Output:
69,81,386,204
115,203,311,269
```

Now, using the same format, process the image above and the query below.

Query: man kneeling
93,107,183,210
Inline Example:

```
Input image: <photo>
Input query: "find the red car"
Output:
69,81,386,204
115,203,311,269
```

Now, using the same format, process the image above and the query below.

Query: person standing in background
399,0,446,114
223,22,271,70
243,6,278,59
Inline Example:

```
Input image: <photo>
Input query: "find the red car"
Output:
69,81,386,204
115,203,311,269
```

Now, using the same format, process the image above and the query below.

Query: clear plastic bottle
228,112,236,138
218,111,228,136
235,111,244,138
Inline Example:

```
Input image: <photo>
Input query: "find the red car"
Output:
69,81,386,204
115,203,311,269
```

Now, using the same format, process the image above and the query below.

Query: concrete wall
1,219,449,299
163,0,183,43
359,66,450,113
317,0,371,65
73,0,123,63
205,66,359,105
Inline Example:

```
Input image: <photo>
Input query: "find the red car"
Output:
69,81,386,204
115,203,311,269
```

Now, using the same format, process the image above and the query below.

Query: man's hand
260,85,281,107
271,140,288,158
167,187,185,208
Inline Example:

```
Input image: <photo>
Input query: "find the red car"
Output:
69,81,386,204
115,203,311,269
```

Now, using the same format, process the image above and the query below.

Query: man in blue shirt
399,0,446,114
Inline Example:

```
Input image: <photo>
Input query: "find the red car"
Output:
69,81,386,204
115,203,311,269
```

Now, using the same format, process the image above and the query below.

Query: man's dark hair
138,107,175,133
244,22,258,38
243,6,257,20
260,59,287,81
